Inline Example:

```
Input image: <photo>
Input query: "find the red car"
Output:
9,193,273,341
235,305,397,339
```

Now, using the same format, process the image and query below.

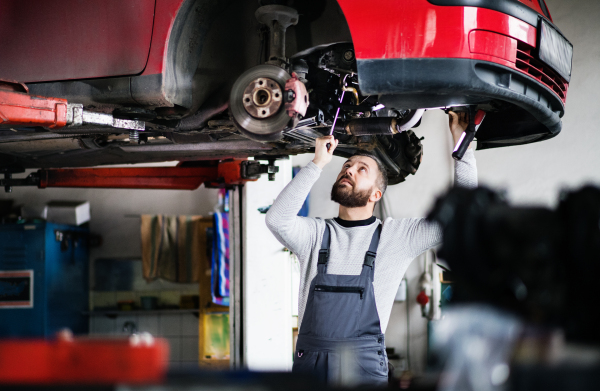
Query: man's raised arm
393,112,479,259
265,136,339,259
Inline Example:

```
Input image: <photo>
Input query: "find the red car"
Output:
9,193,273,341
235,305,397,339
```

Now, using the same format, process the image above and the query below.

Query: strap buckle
364,251,376,267
318,249,329,264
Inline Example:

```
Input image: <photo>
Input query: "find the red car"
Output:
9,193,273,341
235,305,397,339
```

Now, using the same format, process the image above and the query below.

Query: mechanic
265,112,477,386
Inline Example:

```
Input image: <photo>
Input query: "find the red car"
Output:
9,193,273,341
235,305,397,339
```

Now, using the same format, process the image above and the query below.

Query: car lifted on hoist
0,0,572,189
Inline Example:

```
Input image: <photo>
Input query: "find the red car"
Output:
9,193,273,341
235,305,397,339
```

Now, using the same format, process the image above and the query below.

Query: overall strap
317,224,331,274
363,223,382,274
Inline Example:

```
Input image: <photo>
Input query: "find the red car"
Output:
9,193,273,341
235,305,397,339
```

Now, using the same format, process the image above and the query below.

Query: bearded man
266,112,477,386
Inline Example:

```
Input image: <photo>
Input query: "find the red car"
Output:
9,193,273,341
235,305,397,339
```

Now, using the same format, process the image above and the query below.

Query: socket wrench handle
326,75,348,151
452,108,486,160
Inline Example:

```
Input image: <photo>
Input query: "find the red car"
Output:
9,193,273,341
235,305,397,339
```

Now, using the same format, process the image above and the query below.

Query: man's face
331,155,380,208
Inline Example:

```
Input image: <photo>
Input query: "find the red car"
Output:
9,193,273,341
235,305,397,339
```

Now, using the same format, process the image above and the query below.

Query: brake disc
230,64,292,142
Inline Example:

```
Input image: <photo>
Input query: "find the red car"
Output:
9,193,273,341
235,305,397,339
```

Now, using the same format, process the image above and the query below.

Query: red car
0,0,572,185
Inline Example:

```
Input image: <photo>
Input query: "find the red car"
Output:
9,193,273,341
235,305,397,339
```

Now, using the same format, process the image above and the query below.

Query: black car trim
357,58,564,150
427,0,563,34
538,0,551,19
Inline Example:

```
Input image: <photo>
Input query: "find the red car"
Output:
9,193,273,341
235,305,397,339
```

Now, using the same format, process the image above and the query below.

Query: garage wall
0,165,219,262
0,163,219,311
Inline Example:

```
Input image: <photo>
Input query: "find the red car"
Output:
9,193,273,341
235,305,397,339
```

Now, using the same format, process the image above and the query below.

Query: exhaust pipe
345,109,425,136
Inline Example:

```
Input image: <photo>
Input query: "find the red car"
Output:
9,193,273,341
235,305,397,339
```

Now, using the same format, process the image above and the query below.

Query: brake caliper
284,72,309,120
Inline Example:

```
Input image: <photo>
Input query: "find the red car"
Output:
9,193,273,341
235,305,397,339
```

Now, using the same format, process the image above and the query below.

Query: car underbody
0,0,570,186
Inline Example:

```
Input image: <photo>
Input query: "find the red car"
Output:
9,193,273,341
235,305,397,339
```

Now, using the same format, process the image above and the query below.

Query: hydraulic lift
0,79,279,192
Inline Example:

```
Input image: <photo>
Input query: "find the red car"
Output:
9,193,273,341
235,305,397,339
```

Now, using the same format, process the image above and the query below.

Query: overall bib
292,223,388,386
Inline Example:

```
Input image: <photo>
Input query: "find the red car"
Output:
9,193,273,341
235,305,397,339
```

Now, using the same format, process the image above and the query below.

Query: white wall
243,159,294,371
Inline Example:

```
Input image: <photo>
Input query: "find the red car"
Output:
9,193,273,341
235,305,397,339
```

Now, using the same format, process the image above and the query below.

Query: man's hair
351,150,388,196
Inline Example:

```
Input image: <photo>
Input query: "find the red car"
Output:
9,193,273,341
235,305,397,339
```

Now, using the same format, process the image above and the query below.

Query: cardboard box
21,205,48,220
46,201,90,226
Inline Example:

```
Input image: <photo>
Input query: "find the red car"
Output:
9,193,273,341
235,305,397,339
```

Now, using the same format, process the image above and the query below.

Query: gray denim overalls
292,223,389,386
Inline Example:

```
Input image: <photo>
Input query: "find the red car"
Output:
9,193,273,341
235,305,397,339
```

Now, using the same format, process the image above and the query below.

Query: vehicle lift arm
0,80,281,192
0,80,143,131
0,160,278,193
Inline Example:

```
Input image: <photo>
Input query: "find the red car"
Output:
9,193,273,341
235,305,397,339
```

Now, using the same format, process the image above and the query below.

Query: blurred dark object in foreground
427,185,600,345
427,186,600,391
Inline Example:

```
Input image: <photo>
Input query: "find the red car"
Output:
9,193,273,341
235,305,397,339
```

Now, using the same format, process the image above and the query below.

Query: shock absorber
255,5,298,66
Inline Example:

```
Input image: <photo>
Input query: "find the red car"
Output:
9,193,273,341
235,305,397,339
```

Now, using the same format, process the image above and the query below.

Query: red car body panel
139,0,187,77
0,0,156,83
337,0,568,103
0,0,567,105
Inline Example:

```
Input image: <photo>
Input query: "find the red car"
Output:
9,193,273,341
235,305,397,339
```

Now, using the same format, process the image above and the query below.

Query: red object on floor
0,337,169,385
416,290,430,306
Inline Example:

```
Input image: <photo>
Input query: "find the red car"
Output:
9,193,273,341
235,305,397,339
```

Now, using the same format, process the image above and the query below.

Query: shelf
84,309,202,317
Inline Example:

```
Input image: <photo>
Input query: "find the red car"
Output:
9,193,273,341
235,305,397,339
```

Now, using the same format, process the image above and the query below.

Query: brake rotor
230,65,292,141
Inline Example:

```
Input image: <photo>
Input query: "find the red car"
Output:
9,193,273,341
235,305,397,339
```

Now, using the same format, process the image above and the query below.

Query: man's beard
331,177,372,208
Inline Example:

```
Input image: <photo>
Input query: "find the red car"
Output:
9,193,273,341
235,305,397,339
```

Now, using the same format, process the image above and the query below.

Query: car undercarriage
0,0,571,187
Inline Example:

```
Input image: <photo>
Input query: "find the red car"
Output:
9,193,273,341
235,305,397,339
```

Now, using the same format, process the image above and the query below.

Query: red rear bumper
338,0,568,104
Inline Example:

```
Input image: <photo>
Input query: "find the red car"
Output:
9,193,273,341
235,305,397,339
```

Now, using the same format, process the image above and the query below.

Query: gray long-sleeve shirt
266,149,478,332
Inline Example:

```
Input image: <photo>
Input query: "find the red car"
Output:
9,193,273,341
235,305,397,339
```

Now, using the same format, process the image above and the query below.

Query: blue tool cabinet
0,222,89,337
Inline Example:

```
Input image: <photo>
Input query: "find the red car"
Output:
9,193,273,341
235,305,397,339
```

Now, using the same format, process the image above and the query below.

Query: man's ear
370,188,382,203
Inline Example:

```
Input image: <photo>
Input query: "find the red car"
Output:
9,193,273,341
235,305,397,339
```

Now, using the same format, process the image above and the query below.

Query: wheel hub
229,64,292,141
242,77,282,119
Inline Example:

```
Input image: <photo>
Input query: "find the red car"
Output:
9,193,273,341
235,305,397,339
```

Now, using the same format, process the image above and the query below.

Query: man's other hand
448,111,470,149
313,136,338,169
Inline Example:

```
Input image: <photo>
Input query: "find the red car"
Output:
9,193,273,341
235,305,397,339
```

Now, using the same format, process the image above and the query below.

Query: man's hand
312,135,338,169
448,111,471,149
